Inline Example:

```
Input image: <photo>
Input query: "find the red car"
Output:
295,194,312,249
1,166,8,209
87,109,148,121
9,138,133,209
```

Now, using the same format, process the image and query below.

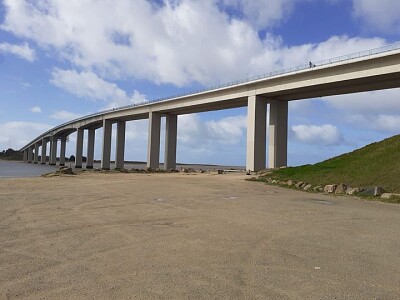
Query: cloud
50,110,82,121
291,124,344,146
0,121,51,150
0,42,36,62
50,69,147,109
30,106,42,113
352,0,400,33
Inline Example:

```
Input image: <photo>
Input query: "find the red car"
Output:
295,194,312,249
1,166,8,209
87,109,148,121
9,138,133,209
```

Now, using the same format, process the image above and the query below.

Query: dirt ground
1,172,400,299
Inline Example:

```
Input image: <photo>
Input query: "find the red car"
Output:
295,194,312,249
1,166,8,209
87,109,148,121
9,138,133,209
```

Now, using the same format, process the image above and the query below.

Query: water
0,160,245,179
0,160,57,178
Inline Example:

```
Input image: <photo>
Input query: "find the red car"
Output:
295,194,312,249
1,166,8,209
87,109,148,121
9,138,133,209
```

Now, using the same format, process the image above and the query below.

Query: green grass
262,135,400,193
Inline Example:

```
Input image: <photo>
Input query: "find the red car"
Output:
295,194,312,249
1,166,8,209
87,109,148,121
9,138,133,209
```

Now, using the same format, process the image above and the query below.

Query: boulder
59,167,74,175
287,180,295,187
313,185,323,192
381,193,400,199
361,187,386,197
335,183,347,194
295,181,304,189
217,169,224,175
303,184,312,191
346,187,364,195
324,184,338,193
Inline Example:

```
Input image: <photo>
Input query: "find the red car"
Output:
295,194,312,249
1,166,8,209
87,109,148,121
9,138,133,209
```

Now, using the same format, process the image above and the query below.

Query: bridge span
20,43,400,171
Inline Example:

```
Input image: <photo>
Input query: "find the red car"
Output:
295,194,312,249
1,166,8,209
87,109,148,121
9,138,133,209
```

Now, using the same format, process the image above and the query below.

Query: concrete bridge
20,43,400,171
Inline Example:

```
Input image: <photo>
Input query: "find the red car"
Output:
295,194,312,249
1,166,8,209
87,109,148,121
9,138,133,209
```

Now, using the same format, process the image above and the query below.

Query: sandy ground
1,172,400,299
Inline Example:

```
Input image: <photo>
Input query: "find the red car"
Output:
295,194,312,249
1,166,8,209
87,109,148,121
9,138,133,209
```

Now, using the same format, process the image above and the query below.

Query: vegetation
260,135,400,193
0,148,23,161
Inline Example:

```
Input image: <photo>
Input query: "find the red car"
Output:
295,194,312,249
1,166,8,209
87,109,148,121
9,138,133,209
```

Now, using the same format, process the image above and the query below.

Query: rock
303,184,313,191
335,183,347,194
313,185,323,192
146,167,155,173
361,187,386,197
59,167,74,175
324,184,338,193
287,180,295,187
381,193,400,199
217,169,224,175
295,181,304,189
346,187,364,195
271,180,278,184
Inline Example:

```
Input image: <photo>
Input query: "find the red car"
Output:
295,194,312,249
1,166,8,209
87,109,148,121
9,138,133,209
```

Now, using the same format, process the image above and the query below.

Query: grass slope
267,135,400,193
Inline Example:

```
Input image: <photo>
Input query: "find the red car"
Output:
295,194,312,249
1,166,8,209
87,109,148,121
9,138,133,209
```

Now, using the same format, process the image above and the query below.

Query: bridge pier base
23,149,28,162
50,137,58,165
101,120,112,170
59,137,66,166
164,114,177,170
27,146,33,163
41,138,48,164
86,128,95,169
246,95,267,172
269,100,288,169
147,112,161,169
115,121,126,169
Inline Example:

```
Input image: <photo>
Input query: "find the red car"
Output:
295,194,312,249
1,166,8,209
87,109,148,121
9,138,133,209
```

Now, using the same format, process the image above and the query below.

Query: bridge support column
164,114,177,170
75,128,84,168
27,146,33,163
41,138,48,164
101,120,112,170
59,137,66,166
246,95,267,172
23,149,28,162
268,100,288,169
34,143,39,164
50,137,57,165
115,121,126,169
86,128,95,169
147,112,161,169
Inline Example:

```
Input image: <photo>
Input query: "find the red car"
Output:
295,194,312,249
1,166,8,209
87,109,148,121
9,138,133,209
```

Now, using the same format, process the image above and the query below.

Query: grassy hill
263,135,400,193
0,149,23,161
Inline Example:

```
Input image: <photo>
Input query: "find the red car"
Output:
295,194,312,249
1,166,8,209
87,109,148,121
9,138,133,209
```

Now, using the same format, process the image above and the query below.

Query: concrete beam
101,120,112,170
34,143,40,164
50,137,58,165
268,100,288,169
86,128,95,169
59,137,66,166
147,112,161,169
75,128,84,168
41,138,48,164
115,121,126,170
164,114,177,170
246,95,267,172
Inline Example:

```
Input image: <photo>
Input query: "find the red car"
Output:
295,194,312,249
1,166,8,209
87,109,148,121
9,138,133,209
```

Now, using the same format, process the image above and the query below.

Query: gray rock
295,181,304,189
346,187,364,195
59,167,74,175
361,187,386,197
381,193,400,199
335,183,347,194
287,180,295,187
313,185,323,192
324,184,338,193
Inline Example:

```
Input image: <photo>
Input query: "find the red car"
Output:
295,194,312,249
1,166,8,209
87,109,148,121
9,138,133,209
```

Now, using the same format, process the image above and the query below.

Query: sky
0,0,400,167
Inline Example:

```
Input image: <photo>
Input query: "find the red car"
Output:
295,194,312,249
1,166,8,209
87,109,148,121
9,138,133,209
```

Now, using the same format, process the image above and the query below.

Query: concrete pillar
75,128,84,168
86,128,95,169
147,112,161,169
50,137,58,165
115,121,126,169
34,143,40,164
246,95,267,172
164,114,177,170
59,137,66,166
101,120,112,170
23,149,28,162
41,138,48,164
268,100,288,169
27,146,33,163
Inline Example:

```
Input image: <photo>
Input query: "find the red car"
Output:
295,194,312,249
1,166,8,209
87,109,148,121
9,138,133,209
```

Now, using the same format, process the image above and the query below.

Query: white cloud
0,42,36,62
291,124,344,146
50,69,146,109
30,106,42,113
50,110,82,121
0,121,51,150
352,0,400,33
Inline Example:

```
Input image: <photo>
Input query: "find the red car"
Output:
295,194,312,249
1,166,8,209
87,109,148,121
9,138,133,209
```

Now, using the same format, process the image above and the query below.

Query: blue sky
0,0,400,167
